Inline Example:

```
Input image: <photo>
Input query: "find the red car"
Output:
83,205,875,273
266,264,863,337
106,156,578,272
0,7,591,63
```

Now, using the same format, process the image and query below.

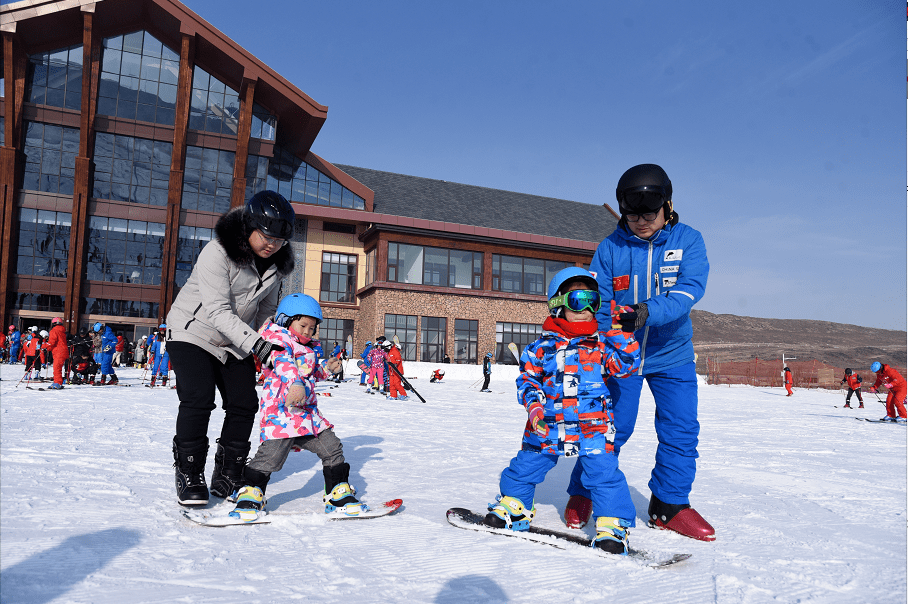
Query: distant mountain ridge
691,309,907,369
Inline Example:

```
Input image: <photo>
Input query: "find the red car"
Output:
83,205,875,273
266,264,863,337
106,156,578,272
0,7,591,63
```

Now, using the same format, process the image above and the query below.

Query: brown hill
691,309,907,370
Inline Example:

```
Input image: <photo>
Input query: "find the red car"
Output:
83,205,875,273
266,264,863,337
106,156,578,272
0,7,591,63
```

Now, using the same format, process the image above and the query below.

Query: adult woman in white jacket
167,191,294,505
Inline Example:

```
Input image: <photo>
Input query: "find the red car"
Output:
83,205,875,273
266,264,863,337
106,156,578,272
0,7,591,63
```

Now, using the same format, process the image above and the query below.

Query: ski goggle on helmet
547,289,602,314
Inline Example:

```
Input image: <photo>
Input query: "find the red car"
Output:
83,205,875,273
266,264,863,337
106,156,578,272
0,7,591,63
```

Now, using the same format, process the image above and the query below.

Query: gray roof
334,165,618,244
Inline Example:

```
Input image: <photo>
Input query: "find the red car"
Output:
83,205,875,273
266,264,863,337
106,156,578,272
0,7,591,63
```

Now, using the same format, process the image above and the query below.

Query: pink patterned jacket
257,320,333,444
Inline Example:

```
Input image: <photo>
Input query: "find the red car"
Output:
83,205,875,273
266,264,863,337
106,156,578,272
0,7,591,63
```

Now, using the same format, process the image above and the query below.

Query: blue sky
186,0,906,330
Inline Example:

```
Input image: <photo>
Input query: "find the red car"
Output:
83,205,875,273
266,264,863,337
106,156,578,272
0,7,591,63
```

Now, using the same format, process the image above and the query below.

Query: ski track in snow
1,364,905,603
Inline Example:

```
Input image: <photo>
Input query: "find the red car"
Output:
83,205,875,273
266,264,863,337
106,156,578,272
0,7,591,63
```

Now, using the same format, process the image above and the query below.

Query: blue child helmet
158,324,167,329
547,267,599,318
93,322,103,332
275,293,323,327
871,362,882,373
486,352,493,358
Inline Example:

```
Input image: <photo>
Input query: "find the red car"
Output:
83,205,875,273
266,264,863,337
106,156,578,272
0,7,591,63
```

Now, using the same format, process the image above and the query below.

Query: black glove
616,303,648,332
252,338,284,367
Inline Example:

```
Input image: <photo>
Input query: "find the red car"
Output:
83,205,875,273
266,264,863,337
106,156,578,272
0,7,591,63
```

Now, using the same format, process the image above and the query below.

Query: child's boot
594,517,632,555
564,494,593,529
149,376,156,387
323,462,368,516
484,495,536,530
229,466,270,522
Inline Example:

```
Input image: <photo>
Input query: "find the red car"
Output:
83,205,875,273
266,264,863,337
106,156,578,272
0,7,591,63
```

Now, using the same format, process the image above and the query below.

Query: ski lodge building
0,0,619,364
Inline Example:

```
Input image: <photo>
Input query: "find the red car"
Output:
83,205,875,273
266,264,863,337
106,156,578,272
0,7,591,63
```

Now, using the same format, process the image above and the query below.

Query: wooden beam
230,76,255,208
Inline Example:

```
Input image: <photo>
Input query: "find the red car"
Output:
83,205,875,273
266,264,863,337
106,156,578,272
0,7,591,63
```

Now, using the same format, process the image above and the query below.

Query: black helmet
245,190,294,240
845,368,852,375
615,164,672,214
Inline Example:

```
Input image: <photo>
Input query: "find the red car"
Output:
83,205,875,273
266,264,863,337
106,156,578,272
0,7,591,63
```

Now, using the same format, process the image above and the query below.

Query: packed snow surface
1,362,905,603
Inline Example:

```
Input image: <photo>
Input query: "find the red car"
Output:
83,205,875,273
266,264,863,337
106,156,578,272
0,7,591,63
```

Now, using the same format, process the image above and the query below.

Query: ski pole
15,368,30,388
140,365,148,385
470,377,483,389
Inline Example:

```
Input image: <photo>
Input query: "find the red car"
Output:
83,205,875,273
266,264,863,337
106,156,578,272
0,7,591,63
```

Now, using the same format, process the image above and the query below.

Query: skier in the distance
385,340,408,401
430,369,445,383
484,268,641,554
564,163,715,542
480,352,492,392
358,340,373,386
784,366,793,396
839,368,863,409
148,324,170,387
45,318,69,390
228,294,373,522
366,337,387,393
869,362,907,422
7,325,20,364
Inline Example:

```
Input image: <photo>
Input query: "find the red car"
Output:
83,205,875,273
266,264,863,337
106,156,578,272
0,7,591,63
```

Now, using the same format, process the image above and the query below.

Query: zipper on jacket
638,238,655,376
183,303,203,331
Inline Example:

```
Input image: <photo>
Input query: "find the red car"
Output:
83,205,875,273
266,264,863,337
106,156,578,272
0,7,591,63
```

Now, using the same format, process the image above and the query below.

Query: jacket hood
215,207,294,276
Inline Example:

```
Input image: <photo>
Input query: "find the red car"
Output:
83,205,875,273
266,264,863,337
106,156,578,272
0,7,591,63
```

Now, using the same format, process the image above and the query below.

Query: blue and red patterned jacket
516,317,640,457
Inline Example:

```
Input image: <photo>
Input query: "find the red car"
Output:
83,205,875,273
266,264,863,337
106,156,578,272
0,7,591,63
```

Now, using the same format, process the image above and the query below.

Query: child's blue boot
484,495,535,530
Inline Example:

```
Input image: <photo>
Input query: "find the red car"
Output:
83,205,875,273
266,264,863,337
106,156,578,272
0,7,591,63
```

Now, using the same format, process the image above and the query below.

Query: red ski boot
647,495,715,542
564,494,593,529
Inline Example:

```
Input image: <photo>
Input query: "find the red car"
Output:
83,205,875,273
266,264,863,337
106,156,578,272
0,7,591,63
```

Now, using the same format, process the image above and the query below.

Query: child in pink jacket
229,294,371,521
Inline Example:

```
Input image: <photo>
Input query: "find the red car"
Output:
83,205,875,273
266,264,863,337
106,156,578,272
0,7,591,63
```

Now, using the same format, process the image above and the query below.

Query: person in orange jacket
22,327,41,377
839,368,864,409
870,362,907,422
385,341,408,401
45,318,70,389
783,366,793,396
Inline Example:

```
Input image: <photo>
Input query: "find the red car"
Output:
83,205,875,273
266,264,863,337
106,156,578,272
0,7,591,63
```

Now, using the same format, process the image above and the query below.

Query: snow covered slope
1,364,904,603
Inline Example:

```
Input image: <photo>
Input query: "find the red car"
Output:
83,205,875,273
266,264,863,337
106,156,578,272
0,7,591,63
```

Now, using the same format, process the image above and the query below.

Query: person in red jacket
783,366,793,396
385,341,408,401
839,368,864,409
45,318,70,389
870,362,907,422
22,327,41,377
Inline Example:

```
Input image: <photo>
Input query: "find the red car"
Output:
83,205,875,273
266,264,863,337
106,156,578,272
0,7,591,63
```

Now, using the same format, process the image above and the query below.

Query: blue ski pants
567,362,700,505
500,449,636,526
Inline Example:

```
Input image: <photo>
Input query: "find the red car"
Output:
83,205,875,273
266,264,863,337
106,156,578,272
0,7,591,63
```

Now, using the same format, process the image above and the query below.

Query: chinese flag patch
613,275,630,291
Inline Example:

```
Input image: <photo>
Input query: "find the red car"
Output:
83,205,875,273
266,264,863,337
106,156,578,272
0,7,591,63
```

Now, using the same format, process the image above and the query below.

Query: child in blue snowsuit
94,323,118,385
485,268,641,554
149,325,170,386
8,327,21,364
358,341,373,385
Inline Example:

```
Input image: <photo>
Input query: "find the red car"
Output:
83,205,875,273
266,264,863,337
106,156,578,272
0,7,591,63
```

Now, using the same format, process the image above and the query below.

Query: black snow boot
210,439,251,500
323,462,362,512
173,436,209,505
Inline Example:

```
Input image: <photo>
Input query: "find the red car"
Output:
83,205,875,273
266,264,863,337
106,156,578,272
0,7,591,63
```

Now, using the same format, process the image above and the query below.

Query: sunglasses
547,289,602,314
625,211,660,223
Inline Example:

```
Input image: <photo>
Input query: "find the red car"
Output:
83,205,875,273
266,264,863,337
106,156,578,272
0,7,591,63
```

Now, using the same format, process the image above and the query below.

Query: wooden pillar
0,31,26,327
159,32,194,318
64,6,99,334
230,77,256,208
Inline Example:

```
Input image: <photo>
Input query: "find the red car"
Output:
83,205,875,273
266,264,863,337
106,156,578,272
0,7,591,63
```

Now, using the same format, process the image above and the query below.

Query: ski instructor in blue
564,163,715,542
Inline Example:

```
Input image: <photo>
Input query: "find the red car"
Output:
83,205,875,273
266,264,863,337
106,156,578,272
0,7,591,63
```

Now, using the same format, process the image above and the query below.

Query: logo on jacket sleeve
662,276,677,287
664,249,683,262
612,275,630,291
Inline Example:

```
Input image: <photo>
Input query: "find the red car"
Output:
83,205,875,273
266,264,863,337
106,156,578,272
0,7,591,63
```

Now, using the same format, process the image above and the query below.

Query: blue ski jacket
589,220,708,374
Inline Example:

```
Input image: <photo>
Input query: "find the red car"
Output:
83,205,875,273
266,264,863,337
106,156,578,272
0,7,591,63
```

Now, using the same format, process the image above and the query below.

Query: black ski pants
170,341,259,445
845,388,863,404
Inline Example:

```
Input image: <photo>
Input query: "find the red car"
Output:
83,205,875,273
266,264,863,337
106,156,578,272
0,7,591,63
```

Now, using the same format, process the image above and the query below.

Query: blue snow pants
500,449,636,526
567,362,700,505
9,344,19,363
152,351,170,377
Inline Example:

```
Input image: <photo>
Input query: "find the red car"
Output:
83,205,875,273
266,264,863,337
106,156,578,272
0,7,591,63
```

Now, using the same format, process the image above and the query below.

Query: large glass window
245,147,366,210
384,314,417,361
496,322,543,365
26,44,82,110
189,65,239,136
388,243,482,288
492,255,572,295
250,102,277,141
11,294,65,312
80,297,159,318
454,319,478,364
175,226,213,287
22,122,78,195
364,249,375,286
320,319,354,356
320,253,357,304
421,317,447,363
182,146,235,213
98,31,179,126
16,209,71,277
85,217,164,284
92,132,172,206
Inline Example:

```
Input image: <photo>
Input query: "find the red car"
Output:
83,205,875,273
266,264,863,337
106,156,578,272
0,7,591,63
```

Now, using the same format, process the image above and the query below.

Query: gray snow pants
246,429,345,475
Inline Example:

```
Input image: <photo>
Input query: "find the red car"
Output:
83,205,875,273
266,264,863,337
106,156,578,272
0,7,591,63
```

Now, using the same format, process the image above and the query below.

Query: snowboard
856,417,906,424
183,499,403,527
446,508,691,568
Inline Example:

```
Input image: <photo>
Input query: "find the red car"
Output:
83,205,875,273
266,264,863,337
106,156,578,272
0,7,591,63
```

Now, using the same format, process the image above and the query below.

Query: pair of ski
855,417,906,424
